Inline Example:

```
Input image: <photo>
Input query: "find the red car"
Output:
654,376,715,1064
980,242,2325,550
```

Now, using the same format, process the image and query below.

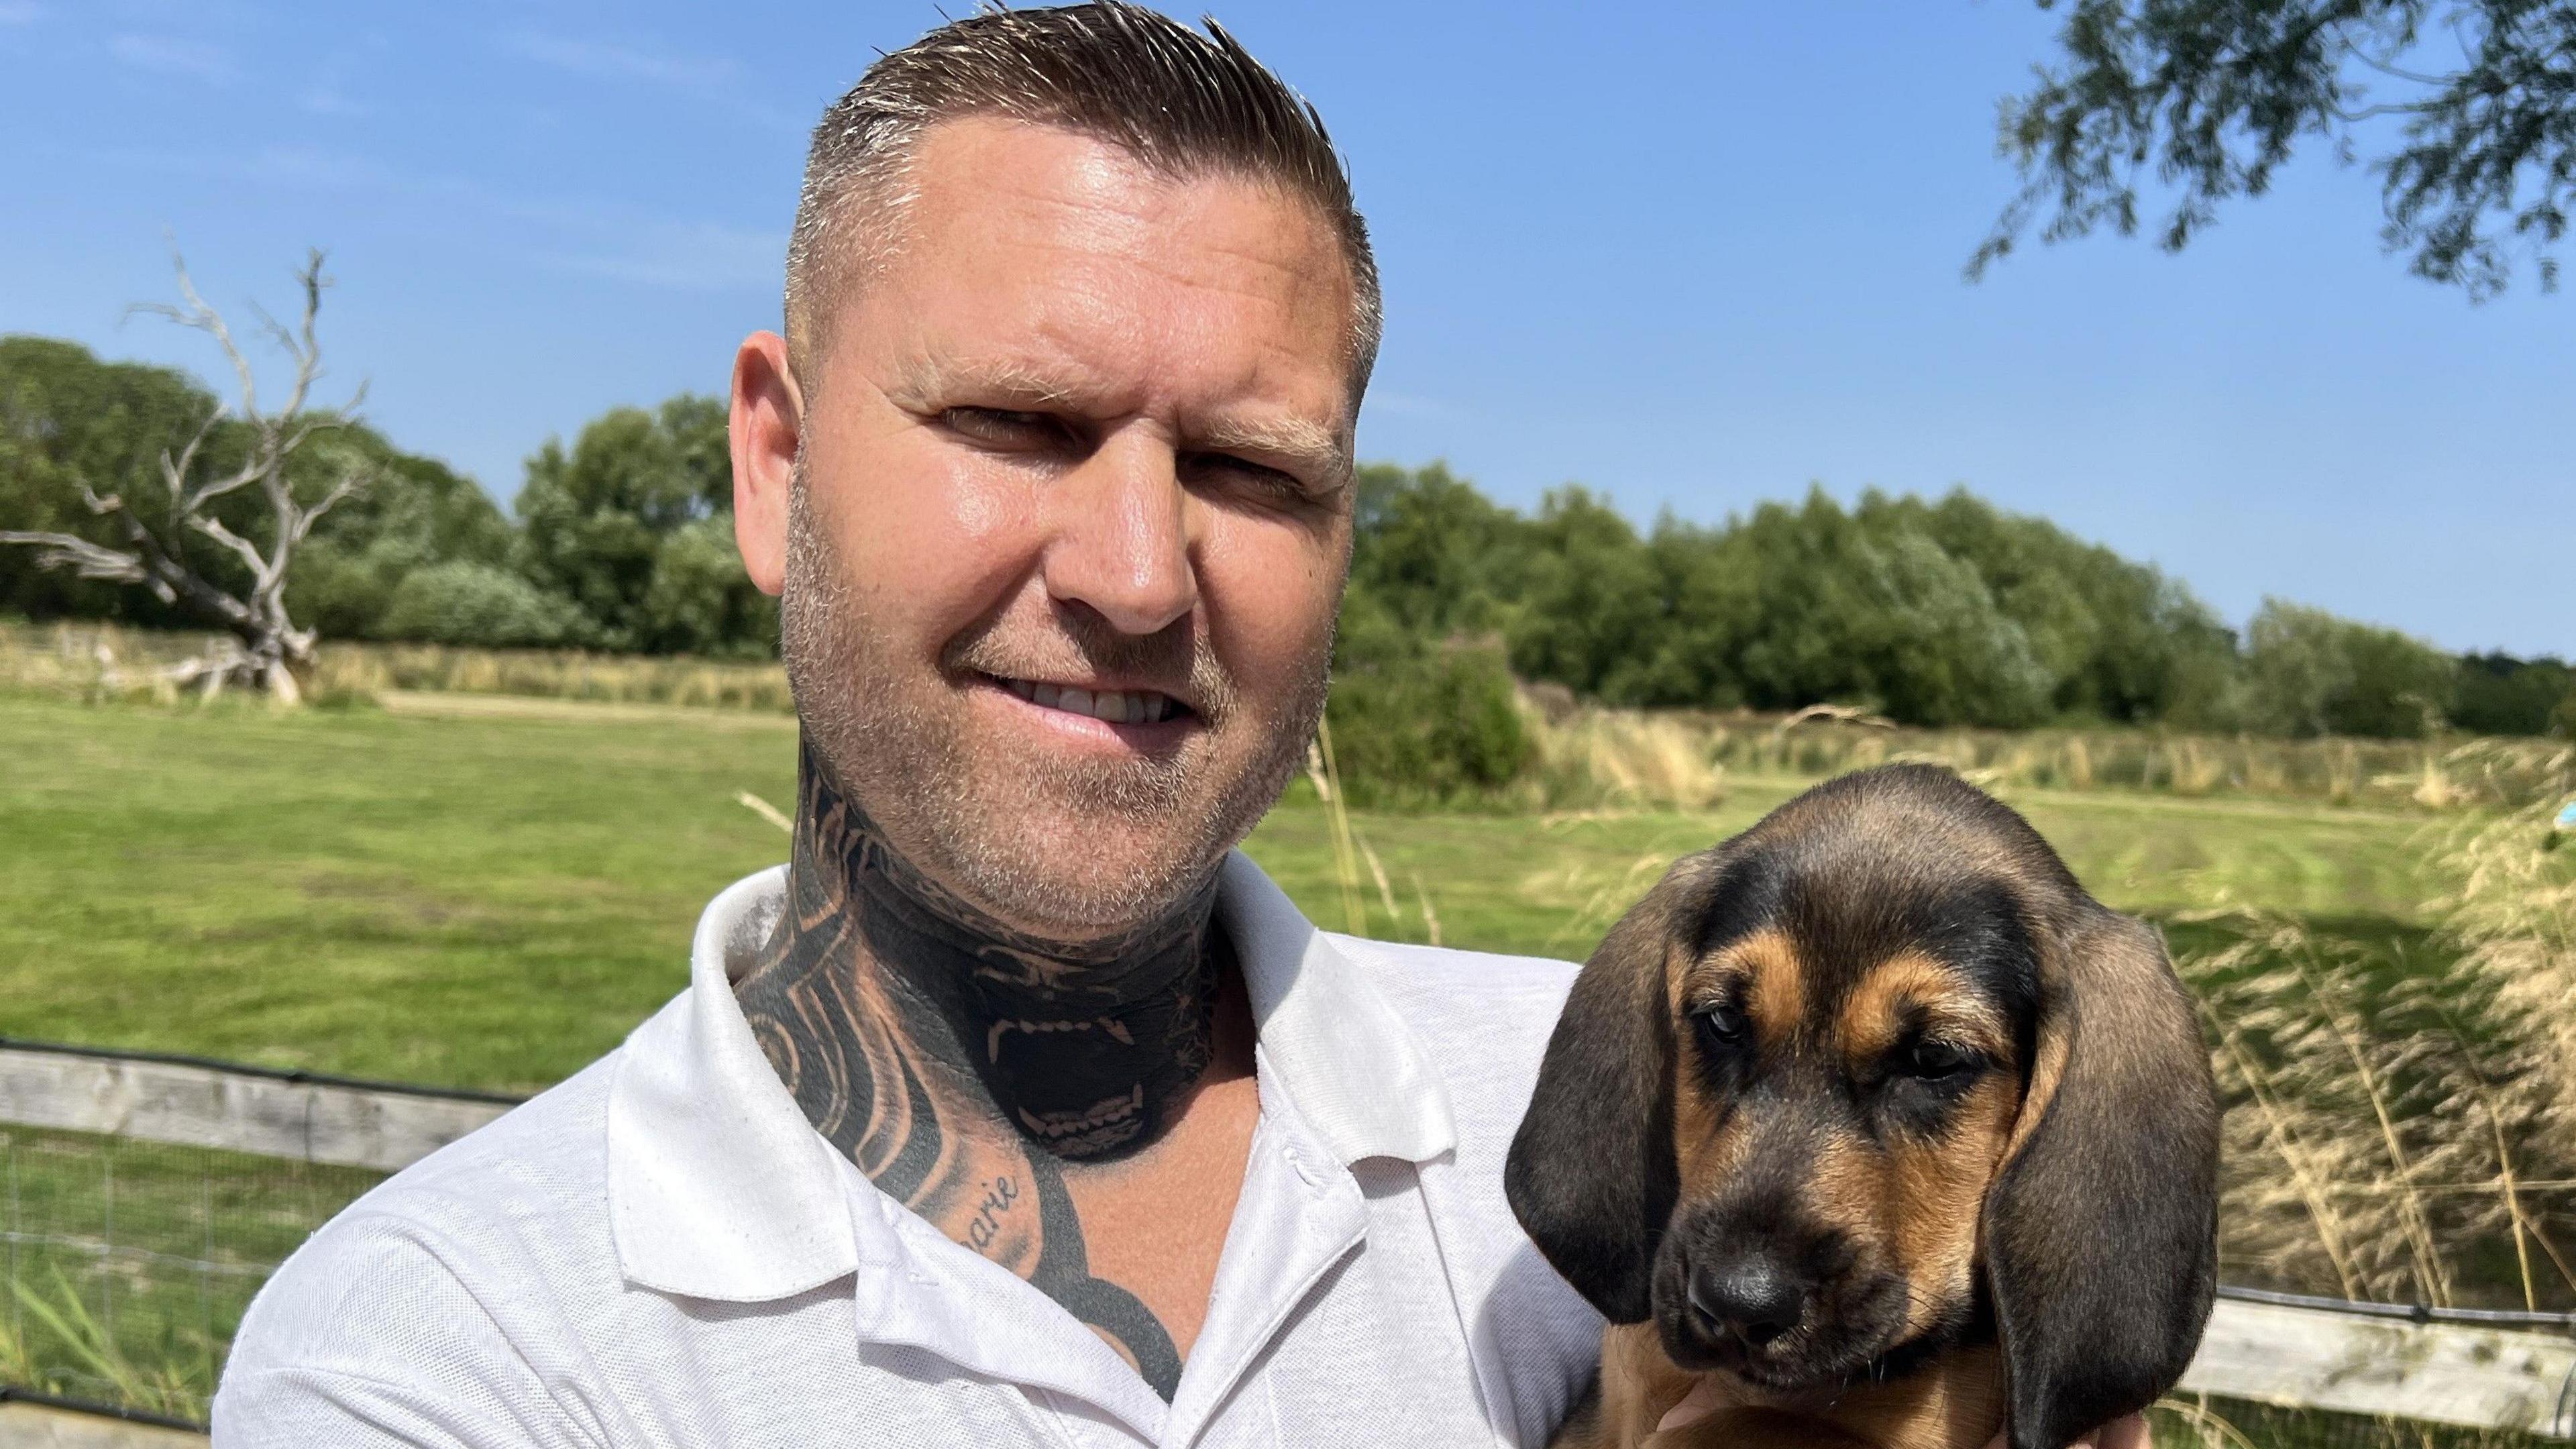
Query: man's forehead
840,123,1358,384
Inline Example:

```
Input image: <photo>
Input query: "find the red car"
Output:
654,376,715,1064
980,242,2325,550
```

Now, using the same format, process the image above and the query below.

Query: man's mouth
985,674,1189,726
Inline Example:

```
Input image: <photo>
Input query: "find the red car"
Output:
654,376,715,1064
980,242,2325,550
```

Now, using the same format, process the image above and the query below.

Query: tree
0,250,371,699
378,561,590,649
1975,1,2576,299
0,337,219,627
2243,598,2459,736
288,436,515,641
512,394,772,655
2451,651,2573,735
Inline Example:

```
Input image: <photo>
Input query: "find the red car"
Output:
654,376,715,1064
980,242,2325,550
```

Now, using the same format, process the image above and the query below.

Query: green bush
379,562,592,649
1326,633,1534,808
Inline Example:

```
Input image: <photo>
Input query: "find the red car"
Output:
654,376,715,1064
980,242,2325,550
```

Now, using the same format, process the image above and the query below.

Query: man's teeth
997,677,1175,724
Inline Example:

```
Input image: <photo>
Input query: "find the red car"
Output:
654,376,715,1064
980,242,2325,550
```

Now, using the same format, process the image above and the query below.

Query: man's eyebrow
1190,414,1352,485
892,352,1093,409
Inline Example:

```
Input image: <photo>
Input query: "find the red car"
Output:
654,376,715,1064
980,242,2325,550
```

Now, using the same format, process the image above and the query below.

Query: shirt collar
1215,851,1457,1167
606,850,1456,1303
608,865,861,1301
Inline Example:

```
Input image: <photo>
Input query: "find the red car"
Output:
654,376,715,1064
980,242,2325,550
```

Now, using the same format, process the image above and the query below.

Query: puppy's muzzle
1688,1252,1809,1350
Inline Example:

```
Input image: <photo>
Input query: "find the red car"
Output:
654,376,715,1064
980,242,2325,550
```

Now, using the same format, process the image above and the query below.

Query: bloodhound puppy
1507,764,2218,1449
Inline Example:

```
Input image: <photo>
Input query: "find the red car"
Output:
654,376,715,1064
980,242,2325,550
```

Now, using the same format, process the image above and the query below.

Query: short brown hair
784,2,1381,395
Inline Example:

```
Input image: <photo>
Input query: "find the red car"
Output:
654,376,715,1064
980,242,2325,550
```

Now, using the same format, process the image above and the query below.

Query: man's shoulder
230,1053,626,1370
355,1051,621,1230
1330,933,1578,1040
1326,933,1576,1136
1317,934,1605,1434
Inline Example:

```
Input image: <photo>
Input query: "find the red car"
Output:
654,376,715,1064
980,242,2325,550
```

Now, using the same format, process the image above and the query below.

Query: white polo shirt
213,853,1603,1447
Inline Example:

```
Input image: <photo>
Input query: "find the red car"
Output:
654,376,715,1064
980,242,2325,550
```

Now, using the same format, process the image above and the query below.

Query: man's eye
943,407,1070,450
1902,1038,1974,1079
1181,451,1306,501
1696,1004,1748,1047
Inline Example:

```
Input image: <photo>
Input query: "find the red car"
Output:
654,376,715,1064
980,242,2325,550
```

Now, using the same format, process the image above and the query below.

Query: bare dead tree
0,246,370,703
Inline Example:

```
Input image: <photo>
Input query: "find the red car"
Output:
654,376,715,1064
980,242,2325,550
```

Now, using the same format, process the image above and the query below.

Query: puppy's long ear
1505,855,1707,1324
1984,909,2220,1449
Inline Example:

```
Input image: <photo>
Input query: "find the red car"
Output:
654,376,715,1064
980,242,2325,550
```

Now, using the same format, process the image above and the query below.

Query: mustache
942,612,1237,723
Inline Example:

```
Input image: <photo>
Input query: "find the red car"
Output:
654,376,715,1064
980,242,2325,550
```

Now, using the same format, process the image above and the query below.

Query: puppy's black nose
1688,1258,1805,1348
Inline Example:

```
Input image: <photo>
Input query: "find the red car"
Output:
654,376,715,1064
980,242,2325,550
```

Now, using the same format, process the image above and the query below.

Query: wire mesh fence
0,1039,516,1430
0,1124,383,1426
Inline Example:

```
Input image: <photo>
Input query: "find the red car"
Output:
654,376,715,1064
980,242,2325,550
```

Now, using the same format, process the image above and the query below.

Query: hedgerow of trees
5,335,2569,745
1340,462,2571,741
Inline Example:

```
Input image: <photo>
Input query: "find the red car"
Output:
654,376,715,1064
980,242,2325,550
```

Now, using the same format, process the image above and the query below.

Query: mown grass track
0,691,2449,1093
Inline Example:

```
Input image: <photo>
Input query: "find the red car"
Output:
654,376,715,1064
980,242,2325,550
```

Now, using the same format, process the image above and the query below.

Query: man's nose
1687,1252,1810,1349
1040,432,1197,637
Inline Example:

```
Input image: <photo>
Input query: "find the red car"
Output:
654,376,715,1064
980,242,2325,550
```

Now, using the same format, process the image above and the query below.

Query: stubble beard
779,467,1328,937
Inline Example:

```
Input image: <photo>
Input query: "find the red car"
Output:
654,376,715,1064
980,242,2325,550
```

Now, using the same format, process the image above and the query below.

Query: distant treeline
5,336,2569,743
1338,463,2573,741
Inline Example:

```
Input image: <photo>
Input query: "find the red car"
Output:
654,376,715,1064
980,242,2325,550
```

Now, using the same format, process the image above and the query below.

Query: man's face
767,117,1358,938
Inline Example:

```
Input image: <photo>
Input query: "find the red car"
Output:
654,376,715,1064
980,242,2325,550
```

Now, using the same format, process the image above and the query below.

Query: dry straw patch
1529,706,1729,811
0,621,793,713
1515,691,2566,814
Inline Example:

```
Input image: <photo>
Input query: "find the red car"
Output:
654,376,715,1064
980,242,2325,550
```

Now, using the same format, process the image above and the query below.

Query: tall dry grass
2182,753,2576,1312
1521,694,2567,814
0,620,794,712
1529,706,1729,812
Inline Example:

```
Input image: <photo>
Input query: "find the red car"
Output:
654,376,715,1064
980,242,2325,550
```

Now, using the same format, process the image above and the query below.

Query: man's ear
729,330,801,597
1505,853,1708,1325
1983,909,2220,1449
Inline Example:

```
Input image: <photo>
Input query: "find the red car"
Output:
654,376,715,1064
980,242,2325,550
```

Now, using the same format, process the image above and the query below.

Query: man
215,6,1603,1444
215,9,2160,1447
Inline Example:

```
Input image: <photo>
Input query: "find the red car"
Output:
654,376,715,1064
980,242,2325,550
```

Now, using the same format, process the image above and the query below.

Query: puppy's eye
1697,1004,1749,1048
1903,1038,1974,1079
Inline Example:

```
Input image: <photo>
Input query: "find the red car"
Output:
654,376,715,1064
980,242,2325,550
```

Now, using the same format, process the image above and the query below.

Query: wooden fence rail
0,1040,515,1173
2186,1294,2576,1436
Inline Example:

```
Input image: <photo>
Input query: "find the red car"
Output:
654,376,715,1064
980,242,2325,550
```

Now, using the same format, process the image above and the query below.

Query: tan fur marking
1668,930,1809,1196
1835,952,2009,1065
1676,928,1803,1048
1630,1342,2005,1449
1883,1075,2018,1336
1671,1063,1754,1195
1667,942,1745,1197
1739,930,1805,1050
1802,1122,1876,1242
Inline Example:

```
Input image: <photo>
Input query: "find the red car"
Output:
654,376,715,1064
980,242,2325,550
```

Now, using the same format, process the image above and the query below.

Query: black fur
1503,853,1711,1323
1983,911,2220,1449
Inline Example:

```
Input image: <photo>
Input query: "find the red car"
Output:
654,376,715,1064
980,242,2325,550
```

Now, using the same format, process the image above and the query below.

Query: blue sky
4,1,2567,656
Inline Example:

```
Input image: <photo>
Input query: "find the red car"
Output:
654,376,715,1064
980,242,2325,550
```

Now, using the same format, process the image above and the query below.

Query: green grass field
0,688,2538,1428
0,691,2450,1093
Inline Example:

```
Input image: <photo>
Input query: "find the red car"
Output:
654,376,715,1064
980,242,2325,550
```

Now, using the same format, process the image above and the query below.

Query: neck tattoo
734,741,1224,1399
